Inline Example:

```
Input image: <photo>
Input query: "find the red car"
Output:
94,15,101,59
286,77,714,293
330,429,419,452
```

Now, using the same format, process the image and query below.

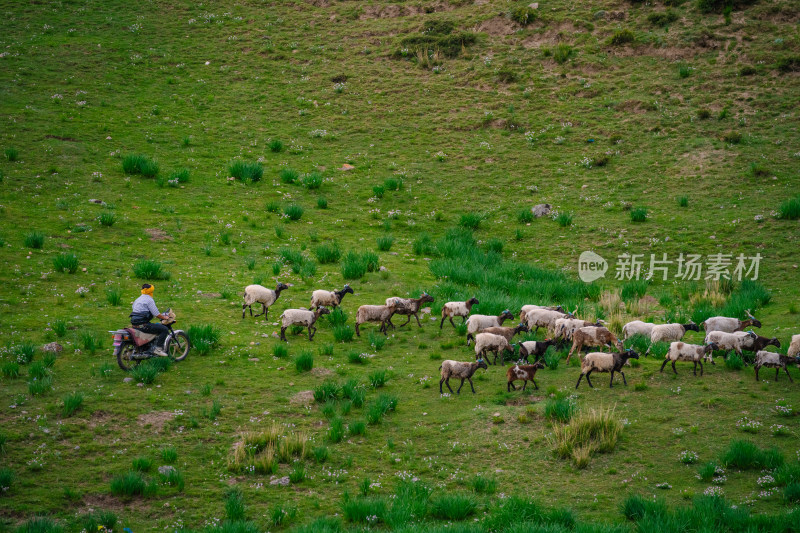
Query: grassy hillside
0,0,799,531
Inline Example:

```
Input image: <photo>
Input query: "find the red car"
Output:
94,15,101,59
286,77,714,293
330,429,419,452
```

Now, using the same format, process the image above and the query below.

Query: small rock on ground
158,465,177,475
270,476,290,486
532,204,552,217
123,377,134,383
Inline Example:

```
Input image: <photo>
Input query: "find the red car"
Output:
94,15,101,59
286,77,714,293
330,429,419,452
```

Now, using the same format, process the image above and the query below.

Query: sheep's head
746,330,758,339
468,297,479,306
500,309,514,321
531,360,545,370
624,348,640,360
554,305,565,313
318,307,331,316
684,323,700,332
420,292,434,304
565,310,575,319
514,323,528,334
750,319,762,328
276,282,289,292
706,342,720,352
768,337,780,348
342,284,354,295
615,339,625,351
476,359,488,370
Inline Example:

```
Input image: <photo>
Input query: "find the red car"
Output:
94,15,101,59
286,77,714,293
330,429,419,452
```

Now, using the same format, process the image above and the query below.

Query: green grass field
1,0,799,531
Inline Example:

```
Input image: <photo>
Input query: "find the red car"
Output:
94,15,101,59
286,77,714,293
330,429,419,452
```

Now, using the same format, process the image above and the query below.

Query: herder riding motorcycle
110,309,191,371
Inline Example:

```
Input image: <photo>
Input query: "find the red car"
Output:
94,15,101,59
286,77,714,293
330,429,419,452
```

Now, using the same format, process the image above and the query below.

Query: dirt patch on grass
83,493,126,511
137,411,174,432
145,228,172,242
505,395,543,406
290,390,315,405
475,16,519,36
88,410,114,429
614,100,652,114
44,135,80,142
311,367,334,378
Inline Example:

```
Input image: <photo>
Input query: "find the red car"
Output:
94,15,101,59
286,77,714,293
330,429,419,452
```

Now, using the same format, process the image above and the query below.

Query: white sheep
439,359,488,394
466,310,515,337
279,307,331,341
355,299,399,337
473,332,515,366
754,351,798,382
555,318,602,341
575,349,640,389
440,297,479,329
649,323,700,344
242,282,289,321
525,308,571,334
788,335,800,358
702,312,761,333
622,320,656,340
660,341,719,376
704,330,757,359
520,304,564,323
310,284,353,310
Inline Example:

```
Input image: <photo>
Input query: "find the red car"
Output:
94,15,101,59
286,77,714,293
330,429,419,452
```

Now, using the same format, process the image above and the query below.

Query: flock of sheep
240,283,800,395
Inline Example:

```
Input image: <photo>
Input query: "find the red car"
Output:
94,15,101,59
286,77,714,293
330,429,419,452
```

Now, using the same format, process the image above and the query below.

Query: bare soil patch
137,411,174,432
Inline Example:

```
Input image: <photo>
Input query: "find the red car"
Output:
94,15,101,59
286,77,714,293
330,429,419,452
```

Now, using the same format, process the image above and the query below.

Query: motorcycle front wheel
166,331,191,362
117,341,139,371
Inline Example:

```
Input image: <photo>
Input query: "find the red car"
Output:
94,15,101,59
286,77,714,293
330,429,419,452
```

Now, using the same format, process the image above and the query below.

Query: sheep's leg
439,378,445,393
355,322,361,337
775,368,779,381
445,378,454,394
280,327,287,341
585,370,594,389
242,304,248,319
565,343,577,365
754,366,760,381
671,361,678,375
382,321,389,336
461,316,467,325
784,367,793,383
467,377,476,394
532,379,538,390
620,371,628,386
308,325,314,341
575,373,584,389
398,315,412,327
440,316,446,329
507,381,515,392
414,313,423,327
699,360,704,376
252,305,264,318
609,371,615,388
522,380,528,391
660,359,669,373
456,378,465,394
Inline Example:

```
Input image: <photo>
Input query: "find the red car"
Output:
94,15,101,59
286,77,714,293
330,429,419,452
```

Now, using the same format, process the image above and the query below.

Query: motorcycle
110,309,191,371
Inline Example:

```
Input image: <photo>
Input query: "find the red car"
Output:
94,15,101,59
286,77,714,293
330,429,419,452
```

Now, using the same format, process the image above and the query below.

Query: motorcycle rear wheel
117,341,140,371
166,331,191,362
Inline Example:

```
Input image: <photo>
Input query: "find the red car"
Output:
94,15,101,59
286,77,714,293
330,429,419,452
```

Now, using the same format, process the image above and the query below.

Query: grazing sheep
506,361,546,392
649,323,700,344
439,359,489,394
731,331,781,354
242,282,289,321
754,351,799,382
440,297,479,329
355,299,399,337
525,308,572,335
520,304,564,323
660,342,719,376
788,335,800,358
622,320,656,340
575,349,640,389
566,326,623,364
704,330,757,360
518,339,557,364
310,284,353,310
466,323,527,345
280,307,331,341
555,318,603,341
702,311,761,333
473,332,515,366
466,310,515,337
385,292,434,328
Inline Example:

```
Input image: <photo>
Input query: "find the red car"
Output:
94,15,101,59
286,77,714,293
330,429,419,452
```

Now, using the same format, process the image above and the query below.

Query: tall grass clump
1,362,20,379
341,251,367,279
342,494,388,523
24,231,45,249
284,204,304,221
61,392,84,417
131,361,160,384
317,196,328,209
28,375,53,396
630,207,648,222
551,407,622,468
98,211,117,227
229,160,263,183
517,208,534,224
315,242,341,264
721,439,784,470
13,342,37,364
333,325,354,343
0,467,13,494
122,154,159,177
132,259,170,280
225,487,246,521
132,457,152,472
430,493,477,520
553,43,575,64
187,324,220,355
4,147,19,161
303,172,323,189
52,253,79,274
678,64,691,78
725,352,744,370
376,235,394,251
777,195,800,220
470,474,497,494
80,332,102,354
555,212,573,227
279,168,299,184
412,233,437,256
610,29,635,46
295,350,314,372
677,196,689,207
110,471,156,498
77,511,118,533
458,212,484,230
545,394,577,423
169,168,190,183
269,139,284,153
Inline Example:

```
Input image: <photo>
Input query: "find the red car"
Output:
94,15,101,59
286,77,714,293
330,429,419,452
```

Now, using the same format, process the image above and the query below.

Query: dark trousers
135,322,170,350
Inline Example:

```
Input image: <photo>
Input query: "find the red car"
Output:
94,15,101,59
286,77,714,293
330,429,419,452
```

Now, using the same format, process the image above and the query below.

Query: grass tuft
61,392,83,417
52,253,79,274
229,161,263,182
295,350,314,372
24,231,45,249
132,259,170,280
